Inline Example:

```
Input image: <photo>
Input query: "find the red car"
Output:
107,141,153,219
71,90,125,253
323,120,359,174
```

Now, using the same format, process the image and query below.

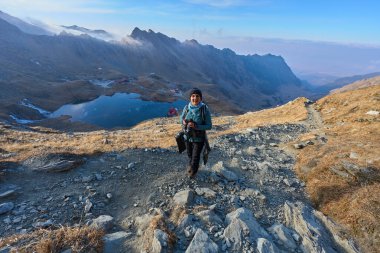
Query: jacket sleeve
196,106,212,131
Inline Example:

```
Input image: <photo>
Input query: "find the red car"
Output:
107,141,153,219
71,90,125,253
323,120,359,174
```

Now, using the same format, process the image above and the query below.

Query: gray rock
195,188,216,198
84,199,93,213
212,162,238,181
246,146,258,155
33,219,53,228
240,188,261,197
95,173,102,180
257,238,280,253
90,215,114,232
293,143,304,149
178,214,196,231
224,208,270,251
0,202,14,214
152,229,169,253
185,229,219,253
173,190,194,207
81,175,93,183
0,190,16,199
315,209,360,253
284,201,359,253
28,154,83,172
268,223,297,250
196,210,223,226
103,231,130,253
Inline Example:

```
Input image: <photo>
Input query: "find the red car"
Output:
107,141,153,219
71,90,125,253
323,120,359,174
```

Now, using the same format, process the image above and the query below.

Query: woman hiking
180,88,212,178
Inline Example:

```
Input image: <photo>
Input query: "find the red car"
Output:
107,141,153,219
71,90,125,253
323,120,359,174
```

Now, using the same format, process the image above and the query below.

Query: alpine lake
50,93,187,129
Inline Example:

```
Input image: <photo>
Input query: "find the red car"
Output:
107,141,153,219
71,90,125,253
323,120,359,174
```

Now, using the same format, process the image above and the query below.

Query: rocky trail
0,105,360,252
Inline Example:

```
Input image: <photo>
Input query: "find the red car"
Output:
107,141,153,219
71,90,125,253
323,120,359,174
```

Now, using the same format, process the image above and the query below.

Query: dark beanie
189,88,202,99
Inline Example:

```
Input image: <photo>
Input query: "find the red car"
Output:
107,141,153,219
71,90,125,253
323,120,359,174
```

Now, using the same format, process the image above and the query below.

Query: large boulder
90,215,114,232
185,229,218,253
223,207,270,252
268,223,298,250
257,238,280,253
173,189,194,207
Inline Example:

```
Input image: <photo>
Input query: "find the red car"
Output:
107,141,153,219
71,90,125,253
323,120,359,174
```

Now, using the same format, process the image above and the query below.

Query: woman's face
190,94,201,106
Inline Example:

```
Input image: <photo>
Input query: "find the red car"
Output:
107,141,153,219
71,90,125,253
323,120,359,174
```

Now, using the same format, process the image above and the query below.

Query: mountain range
0,10,308,124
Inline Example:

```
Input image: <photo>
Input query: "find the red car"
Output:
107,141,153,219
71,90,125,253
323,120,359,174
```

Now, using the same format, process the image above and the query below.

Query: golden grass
142,214,176,252
295,84,380,252
0,226,104,253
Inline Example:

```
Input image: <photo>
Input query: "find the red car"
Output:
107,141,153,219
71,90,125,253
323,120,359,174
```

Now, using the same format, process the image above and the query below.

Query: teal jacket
180,102,212,142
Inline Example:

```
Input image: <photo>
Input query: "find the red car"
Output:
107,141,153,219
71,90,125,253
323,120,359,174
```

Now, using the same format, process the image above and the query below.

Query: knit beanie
189,88,202,99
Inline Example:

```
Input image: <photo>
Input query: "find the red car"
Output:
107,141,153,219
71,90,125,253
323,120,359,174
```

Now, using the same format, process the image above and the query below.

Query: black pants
185,141,204,174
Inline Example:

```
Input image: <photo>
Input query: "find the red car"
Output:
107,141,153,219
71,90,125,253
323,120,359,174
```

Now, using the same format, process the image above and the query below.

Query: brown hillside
330,75,380,94
295,84,380,252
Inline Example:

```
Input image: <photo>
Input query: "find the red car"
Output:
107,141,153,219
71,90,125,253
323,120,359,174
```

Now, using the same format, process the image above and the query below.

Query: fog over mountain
0,10,52,36
0,13,311,117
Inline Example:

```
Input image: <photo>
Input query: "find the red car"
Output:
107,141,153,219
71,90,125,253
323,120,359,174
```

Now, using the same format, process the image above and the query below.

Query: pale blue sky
0,0,379,45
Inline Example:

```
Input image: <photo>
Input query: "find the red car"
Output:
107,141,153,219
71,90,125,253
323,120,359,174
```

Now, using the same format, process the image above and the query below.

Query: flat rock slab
212,161,238,181
103,231,131,253
195,187,216,198
23,153,84,172
0,190,16,199
0,202,14,215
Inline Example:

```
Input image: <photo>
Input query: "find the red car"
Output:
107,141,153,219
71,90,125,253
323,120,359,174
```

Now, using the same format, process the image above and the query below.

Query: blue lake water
50,93,187,128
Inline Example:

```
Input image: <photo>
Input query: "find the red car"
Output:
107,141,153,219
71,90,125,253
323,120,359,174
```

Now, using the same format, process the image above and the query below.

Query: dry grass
169,206,187,227
0,226,104,253
142,214,177,252
231,97,309,132
295,84,380,252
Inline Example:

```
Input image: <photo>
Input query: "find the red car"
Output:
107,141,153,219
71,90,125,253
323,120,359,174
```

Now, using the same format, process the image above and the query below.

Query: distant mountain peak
130,27,178,45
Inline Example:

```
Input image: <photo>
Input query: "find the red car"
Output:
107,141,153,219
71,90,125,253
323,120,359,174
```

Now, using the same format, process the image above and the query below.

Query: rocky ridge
0,106,360,252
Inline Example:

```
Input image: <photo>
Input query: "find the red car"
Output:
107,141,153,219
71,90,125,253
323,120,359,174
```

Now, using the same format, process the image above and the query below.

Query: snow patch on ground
21,99,50,116
89,79,114,88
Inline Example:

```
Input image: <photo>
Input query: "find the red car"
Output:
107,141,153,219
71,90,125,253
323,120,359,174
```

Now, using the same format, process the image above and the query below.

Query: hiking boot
187,165,192,174
189,170,197,178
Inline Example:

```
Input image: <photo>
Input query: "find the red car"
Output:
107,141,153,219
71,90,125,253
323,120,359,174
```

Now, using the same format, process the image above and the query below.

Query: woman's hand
188,122,196,129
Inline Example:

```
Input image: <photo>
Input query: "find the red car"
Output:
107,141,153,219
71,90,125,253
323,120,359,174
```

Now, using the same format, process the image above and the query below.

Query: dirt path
305,102,324,130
